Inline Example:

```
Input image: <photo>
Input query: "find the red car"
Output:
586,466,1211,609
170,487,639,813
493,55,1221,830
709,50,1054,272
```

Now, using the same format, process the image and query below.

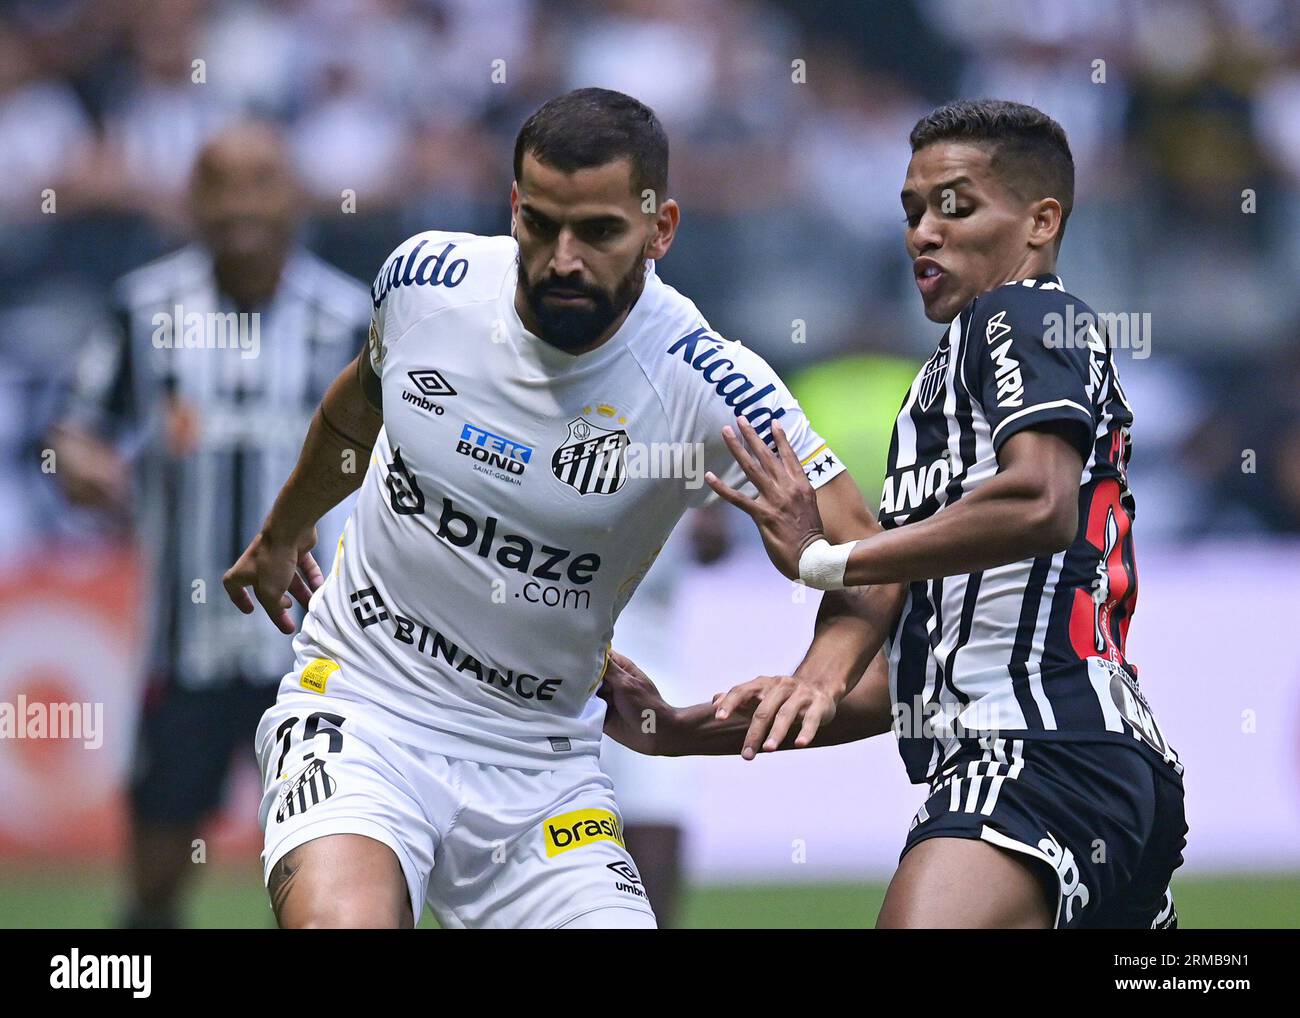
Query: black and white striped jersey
879,274,1180,783
65,245,368,687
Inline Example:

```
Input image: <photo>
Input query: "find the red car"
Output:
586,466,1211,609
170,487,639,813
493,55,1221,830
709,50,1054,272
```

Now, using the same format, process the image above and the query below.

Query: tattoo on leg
267,853,301,920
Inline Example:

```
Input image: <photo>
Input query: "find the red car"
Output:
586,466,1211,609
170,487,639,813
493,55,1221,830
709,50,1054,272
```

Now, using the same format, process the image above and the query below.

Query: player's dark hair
514,88,668,198
910,99,1075,246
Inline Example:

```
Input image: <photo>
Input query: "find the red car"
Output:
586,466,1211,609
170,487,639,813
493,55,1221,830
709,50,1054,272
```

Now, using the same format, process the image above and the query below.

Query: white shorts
256,692,657,929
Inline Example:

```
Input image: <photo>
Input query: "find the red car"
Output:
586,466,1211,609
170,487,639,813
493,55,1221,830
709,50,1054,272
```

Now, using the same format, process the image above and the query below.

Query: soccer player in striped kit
51,122,366,927
602,100,1187,929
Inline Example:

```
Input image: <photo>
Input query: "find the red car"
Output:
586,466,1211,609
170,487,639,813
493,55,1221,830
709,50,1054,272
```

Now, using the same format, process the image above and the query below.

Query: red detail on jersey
1121,536,1139,645
1068,478,1136,664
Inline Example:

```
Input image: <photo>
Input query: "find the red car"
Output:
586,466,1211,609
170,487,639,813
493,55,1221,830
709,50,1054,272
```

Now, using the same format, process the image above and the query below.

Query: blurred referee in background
48,121,367,928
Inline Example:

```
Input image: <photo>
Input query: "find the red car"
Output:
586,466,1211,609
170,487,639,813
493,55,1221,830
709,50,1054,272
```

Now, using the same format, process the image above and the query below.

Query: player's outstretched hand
713,674,838,760
598,649,674,756
704,418,825,581
222,527,321,635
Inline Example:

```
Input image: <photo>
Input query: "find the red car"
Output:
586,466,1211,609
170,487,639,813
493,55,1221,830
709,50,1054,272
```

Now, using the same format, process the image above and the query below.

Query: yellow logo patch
299,658,339,694
543,808,624,858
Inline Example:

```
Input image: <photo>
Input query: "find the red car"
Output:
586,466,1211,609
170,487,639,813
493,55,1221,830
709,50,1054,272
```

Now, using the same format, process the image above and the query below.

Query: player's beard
517,248,648,353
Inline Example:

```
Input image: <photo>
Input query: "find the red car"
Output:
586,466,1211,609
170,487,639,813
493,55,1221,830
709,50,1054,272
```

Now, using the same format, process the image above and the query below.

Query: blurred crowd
2,0,1300,554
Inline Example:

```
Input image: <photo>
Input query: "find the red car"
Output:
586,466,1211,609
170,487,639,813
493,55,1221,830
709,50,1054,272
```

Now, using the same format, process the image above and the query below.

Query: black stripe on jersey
894,581,936,777
924,575,945,713
158,274,188,673
230,371,249,578
578,447,598,492
943,320,978,509
103,303,137,425
1008,555,1052,728
941,572,982,708
160,457,182,671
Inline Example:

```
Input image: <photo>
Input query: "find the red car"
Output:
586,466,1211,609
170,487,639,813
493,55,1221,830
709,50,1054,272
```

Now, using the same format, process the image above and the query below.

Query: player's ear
1027,197,1063,250
645,197,679,261
509,181,520,237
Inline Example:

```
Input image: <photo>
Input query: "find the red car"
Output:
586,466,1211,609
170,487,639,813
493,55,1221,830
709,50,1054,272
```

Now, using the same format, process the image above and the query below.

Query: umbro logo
607,861,641,884
607,860,648,899
407,369,457,397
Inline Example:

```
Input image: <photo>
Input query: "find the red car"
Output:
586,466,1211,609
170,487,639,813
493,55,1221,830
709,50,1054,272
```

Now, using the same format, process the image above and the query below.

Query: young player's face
901,141,1048,323
512,153,674,352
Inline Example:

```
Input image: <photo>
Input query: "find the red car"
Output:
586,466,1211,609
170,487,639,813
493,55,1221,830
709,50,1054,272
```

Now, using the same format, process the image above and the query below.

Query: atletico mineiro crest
917,332,951,412
551,416,630,495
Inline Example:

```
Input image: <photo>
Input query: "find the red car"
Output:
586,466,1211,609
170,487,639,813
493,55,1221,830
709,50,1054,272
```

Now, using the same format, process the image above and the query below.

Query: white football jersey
288,231,845,768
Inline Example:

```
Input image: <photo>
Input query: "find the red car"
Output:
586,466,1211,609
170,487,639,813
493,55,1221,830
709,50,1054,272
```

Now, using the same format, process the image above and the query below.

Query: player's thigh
878,835,1055,929
269,833,413,929
430,762,657,929
256,695,440,928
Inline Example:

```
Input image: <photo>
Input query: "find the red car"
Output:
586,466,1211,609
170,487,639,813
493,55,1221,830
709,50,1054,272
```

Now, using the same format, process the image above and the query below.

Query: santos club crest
551,416,630,495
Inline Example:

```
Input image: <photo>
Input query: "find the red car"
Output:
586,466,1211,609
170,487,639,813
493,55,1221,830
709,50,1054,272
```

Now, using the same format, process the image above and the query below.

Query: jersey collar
1002,272,1064,291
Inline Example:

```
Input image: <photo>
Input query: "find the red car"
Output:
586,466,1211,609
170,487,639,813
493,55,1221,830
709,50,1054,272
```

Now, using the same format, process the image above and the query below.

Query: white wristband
797,537,853,590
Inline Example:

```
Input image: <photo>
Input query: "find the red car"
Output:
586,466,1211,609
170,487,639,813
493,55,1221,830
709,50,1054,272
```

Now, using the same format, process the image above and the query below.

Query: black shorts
901,736,1187,929
128,674,278,826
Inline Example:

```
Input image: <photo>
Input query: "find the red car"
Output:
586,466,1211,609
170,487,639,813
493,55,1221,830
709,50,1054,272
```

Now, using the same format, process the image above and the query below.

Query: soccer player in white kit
223,88,896,929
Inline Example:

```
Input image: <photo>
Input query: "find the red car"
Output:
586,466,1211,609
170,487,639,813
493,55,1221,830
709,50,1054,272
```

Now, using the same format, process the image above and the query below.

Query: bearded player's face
512,153,660,352
900,141,1045,324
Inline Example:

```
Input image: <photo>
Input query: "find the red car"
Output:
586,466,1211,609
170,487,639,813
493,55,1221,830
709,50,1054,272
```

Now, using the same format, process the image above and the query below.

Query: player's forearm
262,357,381,542
661,658,893,756
842,473,1075,585
662,702,868,755
661,702,767,756
795,477,905,698
793,583,904,698
805,650,893,747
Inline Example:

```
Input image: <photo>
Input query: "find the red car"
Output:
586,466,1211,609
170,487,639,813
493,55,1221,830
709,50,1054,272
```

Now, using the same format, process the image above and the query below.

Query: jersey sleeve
963,288,1096,458
366,231,463,377
367,263,391,378
685,337,846,508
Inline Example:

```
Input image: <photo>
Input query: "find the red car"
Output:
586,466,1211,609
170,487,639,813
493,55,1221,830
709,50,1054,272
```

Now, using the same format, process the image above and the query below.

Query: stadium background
0,0,1297,928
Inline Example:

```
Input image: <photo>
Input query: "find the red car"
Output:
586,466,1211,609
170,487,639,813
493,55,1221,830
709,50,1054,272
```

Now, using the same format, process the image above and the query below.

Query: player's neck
999,251,1057,288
